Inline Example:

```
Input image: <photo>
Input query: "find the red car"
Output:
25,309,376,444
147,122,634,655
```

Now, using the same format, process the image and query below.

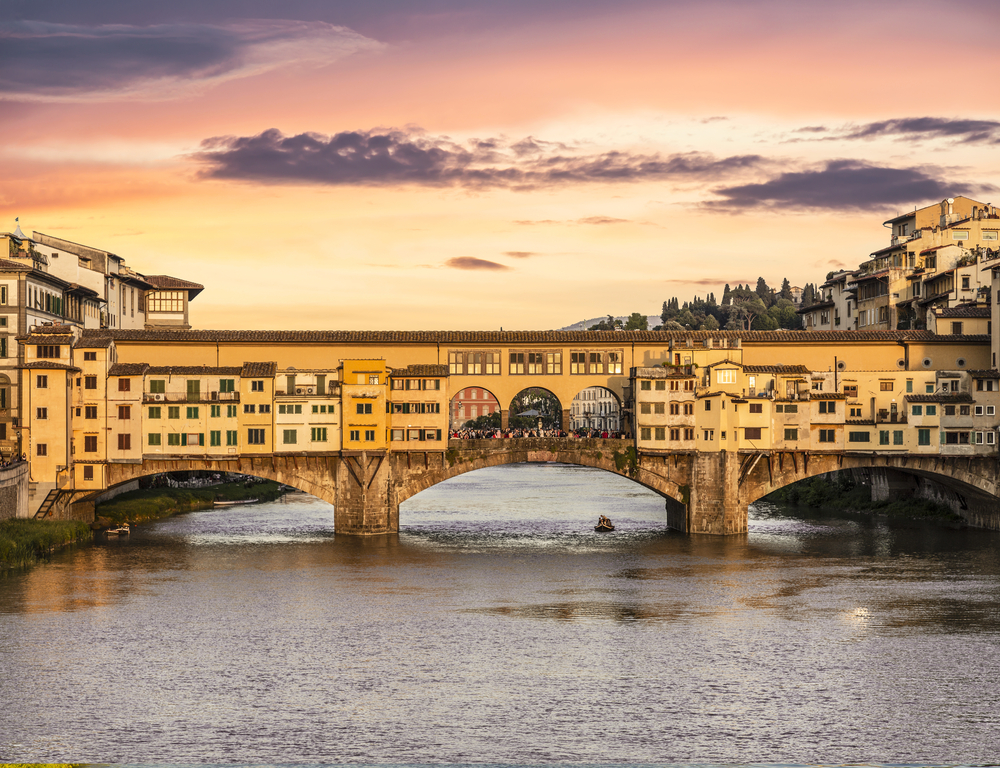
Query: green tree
623,312,648,330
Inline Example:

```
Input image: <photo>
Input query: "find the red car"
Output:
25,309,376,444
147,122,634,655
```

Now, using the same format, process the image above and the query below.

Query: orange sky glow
3,0,999,330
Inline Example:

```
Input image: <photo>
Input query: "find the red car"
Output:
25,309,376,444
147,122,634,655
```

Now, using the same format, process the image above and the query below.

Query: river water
2,463,1000,765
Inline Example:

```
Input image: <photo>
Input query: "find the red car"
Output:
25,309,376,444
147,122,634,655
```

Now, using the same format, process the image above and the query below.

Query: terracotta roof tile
811,393,847,400
20,334,74,345
904,393,974,403
936,305,990,318
108,363,151,376
18,361,81,372
145,365,242,376
144,275,204,298
743,365,810,374
242,361,276,378
390,364,450,377
969,369,1000,379
74,336,113,349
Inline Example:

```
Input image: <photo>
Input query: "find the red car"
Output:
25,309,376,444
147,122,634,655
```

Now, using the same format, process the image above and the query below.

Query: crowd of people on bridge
449,428,627,440
0,454,26,467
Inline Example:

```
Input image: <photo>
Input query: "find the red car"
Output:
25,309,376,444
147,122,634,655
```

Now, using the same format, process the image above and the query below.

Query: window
640,381,651,391
894,430,903,445
918,428,931,446
36,375,48,389
926,405,937,416
210,431,222,447
819,429,835,443
705,400,711,411
683,404,694,415
509,352,525,374
819,401,836,414
117,434,131,450
849,407,862,418
640,403,651,414
391,429,405,441
849,431,870,443
36,407,47,420
749,403,763,414
527,352,544,375
607,352,622,375
589,352,603,374
149,380,165,393
879,430,890,445
118,379,130,392
311,427,328,442
349,429,360,441
85,376,97,390
670,428,680,441
251,380,264,392
654,402,665,414
36,345,59,359
210,405,221,418
283,429,297,445
952,322,964,335
84,435,98,452
149,433,161,446
247,428,265,445
953,230,969,240
989,406,997,416
784,428,797,441
244,404,256,414
640,428,651,440
169,406,180,419
365,430,376,441
118,405,130,420
226,430,238,446
654,427,665,441
259,404,271,414
219,379,235,393
944,431,971,445
227,405,237,418
669,403,679,415
717,369,736,384
356,402,373,415
880,382,893,391
83,466,94,481
926,384,935,393
186,406,199,419
85,406,98,419
655,380,666,391
168,433,181,446
146,290,184,312
960,405,970,416
36,443,47,457
368,375,379,386
745,427,762,440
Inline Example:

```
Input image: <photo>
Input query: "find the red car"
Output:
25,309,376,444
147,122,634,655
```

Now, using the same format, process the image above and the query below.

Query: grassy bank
763,475,963,523
0,519,93,570
98,480,286,525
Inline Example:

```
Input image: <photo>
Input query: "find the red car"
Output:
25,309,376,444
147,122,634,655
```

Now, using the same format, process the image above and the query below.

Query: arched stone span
736,450,1000,529
392,439,689,512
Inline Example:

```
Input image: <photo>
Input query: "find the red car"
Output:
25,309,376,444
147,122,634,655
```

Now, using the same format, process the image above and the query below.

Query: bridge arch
737,450,1000,528
508,386,562,430
569,385,623,434
393,438,688,511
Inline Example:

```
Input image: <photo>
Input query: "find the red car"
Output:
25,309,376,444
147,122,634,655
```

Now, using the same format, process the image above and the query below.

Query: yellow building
340,359,390,451
388,364,449,448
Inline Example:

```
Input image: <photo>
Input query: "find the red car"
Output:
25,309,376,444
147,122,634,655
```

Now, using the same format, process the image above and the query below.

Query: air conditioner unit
307,387,314,394
296,387,304,395
153,393,164,401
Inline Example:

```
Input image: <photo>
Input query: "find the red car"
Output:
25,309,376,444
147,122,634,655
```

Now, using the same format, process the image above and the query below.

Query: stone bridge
57,439,1000,534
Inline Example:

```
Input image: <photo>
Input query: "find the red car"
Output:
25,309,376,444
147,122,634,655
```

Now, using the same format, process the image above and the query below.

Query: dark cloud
503,251,536,258
706,160,998,212
0,20,379,100
802,117,1000,144
195,128,767,189
445,257,510,271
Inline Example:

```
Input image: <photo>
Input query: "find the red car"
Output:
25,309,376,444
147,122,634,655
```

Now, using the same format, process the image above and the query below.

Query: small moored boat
106,524,130,536
594,516,615,532
214,498,259,507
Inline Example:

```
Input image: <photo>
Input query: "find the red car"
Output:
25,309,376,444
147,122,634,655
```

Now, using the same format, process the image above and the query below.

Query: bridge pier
688,451,747,535
334,451,397,535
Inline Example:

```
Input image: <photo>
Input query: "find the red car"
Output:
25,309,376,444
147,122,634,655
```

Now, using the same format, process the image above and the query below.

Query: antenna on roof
12,217,25,239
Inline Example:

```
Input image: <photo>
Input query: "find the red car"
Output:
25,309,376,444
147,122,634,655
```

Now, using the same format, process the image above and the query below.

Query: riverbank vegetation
763,474,964,522
97,478,287,526
0,519,92,570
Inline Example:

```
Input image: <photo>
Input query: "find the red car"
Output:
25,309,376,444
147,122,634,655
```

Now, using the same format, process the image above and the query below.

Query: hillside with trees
657,277,806,331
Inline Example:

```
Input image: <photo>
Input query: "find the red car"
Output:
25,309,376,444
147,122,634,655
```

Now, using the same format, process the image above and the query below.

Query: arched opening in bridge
450,386,501,431
399,462,680,536
508,387,562,431
569,386,622,435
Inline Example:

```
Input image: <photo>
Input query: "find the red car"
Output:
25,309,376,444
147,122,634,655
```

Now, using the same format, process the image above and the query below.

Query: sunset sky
3,0,1000,330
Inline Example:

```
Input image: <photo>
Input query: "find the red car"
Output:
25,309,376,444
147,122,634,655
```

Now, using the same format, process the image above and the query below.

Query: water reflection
2,464,1000,763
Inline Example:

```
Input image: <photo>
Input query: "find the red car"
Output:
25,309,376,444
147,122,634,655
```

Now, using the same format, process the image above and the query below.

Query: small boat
106,524,130,536
214,498,259,507
594,518,615,532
